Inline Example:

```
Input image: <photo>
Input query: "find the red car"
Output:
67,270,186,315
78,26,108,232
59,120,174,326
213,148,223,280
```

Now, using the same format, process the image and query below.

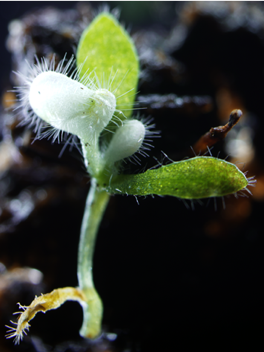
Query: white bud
29,71,116,141
105,119,146,164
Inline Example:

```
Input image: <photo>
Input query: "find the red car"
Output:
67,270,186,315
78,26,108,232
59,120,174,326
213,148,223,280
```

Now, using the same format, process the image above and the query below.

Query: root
6,287,86,344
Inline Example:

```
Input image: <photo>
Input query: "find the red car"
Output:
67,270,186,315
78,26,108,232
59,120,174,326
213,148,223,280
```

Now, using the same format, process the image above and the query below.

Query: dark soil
1,2,264,351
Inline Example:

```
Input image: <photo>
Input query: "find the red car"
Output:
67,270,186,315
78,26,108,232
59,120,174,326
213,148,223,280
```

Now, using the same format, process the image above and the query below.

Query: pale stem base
77,177,110,338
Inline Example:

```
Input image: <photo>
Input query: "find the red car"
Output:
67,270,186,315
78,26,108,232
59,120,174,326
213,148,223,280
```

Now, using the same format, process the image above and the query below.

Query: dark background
0,2,264,352
0,2,178,89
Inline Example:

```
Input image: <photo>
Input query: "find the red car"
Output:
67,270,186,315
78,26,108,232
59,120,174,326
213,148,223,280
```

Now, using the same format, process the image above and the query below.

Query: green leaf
105,157,249,199
77,12,139,118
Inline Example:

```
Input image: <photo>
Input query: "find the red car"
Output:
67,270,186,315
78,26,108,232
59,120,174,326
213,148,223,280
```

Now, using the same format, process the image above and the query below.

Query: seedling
6,12,254,344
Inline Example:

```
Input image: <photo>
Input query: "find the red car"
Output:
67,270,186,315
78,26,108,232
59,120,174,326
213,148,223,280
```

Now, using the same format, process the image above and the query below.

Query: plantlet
5,12,254,344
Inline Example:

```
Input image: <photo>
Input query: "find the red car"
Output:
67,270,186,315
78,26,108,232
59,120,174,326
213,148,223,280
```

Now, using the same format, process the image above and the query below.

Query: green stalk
81,139,102,178
77,177,110,338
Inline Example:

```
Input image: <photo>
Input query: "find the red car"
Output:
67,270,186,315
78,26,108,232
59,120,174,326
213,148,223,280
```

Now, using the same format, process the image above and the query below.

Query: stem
81,138,102,177
77,177,110,338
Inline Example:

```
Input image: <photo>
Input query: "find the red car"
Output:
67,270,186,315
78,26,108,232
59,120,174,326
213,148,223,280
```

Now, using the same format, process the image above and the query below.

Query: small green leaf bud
105,119,145,164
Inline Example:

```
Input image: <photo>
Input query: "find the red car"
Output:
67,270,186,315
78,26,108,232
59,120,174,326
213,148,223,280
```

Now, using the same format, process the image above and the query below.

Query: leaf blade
106,157,249,199
77,13,139,118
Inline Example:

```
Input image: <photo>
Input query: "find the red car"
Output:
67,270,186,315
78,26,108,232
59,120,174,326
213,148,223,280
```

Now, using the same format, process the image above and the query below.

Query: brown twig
193,109,243,154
